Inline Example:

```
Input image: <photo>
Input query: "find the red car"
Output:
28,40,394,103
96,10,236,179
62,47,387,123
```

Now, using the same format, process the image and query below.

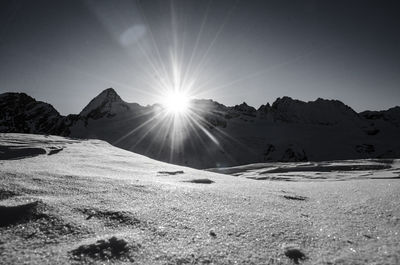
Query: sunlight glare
163,91,191,115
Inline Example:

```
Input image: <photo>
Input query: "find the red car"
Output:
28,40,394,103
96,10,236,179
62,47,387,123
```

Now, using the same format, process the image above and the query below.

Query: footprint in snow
183,179,214,184
0,189,19,200
70,236,139,262
0,201,40,227
282,194,308,201
282,244,307,264
48,147,64,155
157,170,184,175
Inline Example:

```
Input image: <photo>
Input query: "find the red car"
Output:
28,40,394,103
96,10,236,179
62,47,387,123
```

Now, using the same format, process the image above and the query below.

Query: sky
0,0,399,115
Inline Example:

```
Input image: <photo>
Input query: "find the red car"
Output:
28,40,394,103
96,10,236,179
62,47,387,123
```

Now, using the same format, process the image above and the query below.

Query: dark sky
0,0,399,114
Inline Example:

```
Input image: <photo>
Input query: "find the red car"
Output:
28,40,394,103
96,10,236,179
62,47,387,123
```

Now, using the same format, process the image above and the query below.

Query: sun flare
162,91,191,115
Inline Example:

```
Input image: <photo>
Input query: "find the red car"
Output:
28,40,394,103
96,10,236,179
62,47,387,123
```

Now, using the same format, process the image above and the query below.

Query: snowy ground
0,133,399,264
208,159,400,181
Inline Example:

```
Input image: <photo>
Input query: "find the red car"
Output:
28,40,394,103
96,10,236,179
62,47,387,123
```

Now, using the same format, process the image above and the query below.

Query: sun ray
186,0,239,92
180,0,212,93
137,1,173,92
135,41,173,92
194,44,338,96
112,110,164,145
152,115,176,157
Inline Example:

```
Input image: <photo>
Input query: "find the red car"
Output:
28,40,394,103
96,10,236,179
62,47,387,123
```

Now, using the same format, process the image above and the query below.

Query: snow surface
208,159,400,181
1,133,399,264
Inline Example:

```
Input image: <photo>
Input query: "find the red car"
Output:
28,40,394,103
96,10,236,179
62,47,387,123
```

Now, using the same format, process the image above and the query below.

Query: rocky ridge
1,88,399,168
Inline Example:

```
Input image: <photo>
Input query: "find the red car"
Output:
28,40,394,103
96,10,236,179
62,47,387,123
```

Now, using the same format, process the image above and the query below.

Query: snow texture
0,133,399,264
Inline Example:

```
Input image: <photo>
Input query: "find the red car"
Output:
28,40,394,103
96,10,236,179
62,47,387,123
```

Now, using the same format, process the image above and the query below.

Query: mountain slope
0,93,66,134
1,89,400,168
79,88,131,119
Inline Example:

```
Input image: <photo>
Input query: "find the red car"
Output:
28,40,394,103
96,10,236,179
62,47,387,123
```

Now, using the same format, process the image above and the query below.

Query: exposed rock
361,106,400,127
0,93,68,135
80,88,130,121
280,146,308,162
355,144,375,154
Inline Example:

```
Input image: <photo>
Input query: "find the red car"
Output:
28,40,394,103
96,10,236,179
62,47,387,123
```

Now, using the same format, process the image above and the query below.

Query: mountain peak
80,88,128,118
233,102,256,113
271,96,303,109
96,88,121,101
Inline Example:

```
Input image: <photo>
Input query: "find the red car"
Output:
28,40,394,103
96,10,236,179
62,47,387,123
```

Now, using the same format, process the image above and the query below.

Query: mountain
0,92,68,135
80,88,132,119
360,106,400,127
1,88,399,168
268,97,361,125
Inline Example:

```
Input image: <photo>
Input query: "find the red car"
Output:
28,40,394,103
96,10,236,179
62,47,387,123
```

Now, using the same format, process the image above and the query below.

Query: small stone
209,230,216,237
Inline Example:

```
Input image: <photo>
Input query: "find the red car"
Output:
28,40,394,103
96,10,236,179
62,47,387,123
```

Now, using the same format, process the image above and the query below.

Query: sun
162,91,191,115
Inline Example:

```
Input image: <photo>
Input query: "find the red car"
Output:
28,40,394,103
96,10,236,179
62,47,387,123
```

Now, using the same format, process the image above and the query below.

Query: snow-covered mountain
1,88,399,168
